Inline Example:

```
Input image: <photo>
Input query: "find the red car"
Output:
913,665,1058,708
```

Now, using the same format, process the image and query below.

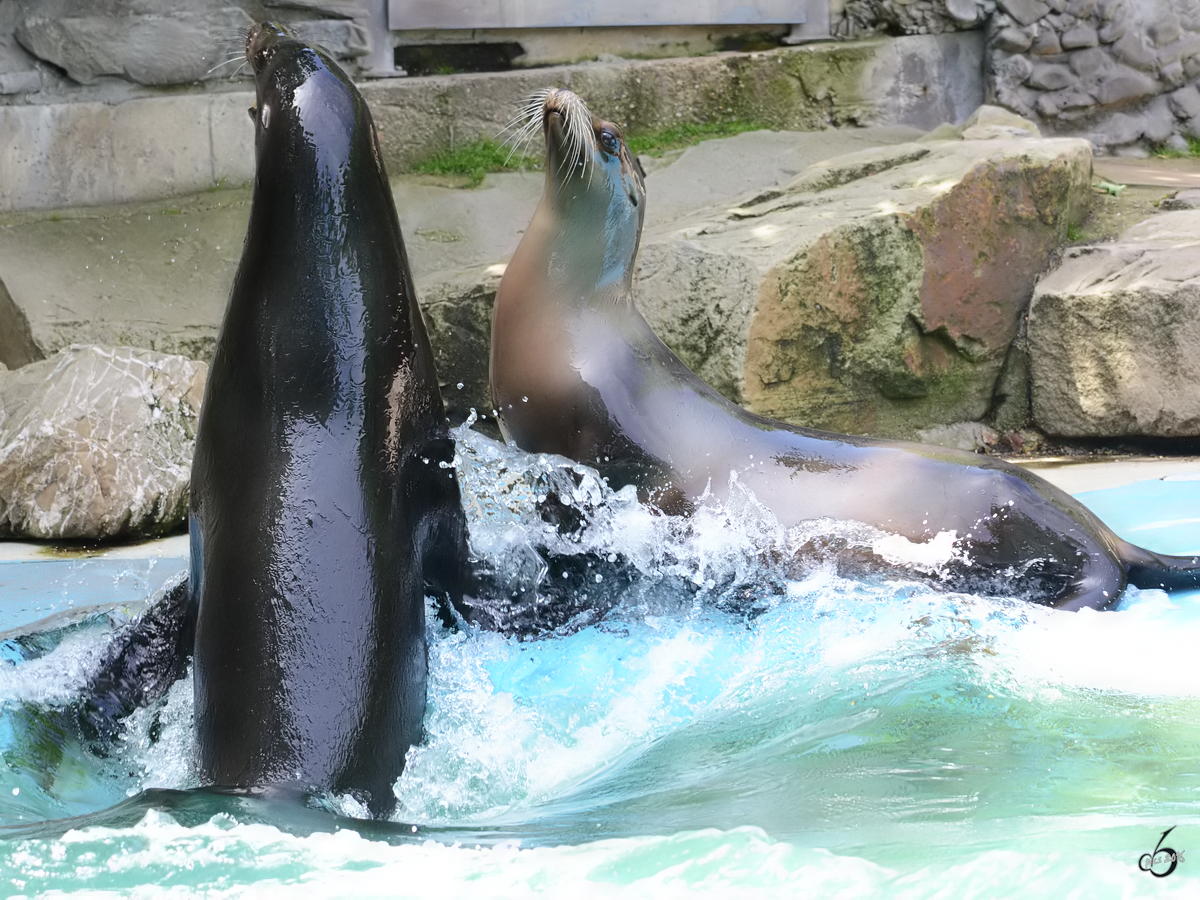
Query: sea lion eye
598,129,619,155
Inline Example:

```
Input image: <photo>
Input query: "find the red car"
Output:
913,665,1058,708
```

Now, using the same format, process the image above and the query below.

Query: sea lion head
525,88,646,293
244,22,375,184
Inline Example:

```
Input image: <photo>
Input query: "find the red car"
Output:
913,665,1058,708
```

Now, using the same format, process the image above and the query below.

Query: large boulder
635,119,1093,436
1028,209,1200,438
15,7,256,86
13,1,371,88
0,345,205,540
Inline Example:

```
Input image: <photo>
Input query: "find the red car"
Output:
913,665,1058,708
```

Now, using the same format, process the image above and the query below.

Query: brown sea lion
490,88,1200,611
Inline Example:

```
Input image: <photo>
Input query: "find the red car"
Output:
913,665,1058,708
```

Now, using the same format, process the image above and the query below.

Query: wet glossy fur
188,24,468,815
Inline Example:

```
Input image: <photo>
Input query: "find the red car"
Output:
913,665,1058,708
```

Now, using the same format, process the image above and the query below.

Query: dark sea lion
187,23,469,815
490,88,1200,611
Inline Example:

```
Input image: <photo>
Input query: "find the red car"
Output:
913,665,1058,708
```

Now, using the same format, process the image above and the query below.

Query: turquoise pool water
1,433,1199,897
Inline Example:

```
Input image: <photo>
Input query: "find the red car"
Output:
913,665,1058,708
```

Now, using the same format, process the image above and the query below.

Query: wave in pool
2,428,1199,895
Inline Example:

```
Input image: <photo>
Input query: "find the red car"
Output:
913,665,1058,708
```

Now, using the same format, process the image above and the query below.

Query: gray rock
0,70,39,94
1030,29,1064,55
1160,60,1186,88
291,19,372,60
962,103,1043,134
1109,30,1159,72
1156,35,1200,67
997,0,1052,26
1140,97,1176,145
1092,64,1161,106
642,131,1090,437
993,27,1035,54
1035,88,1095,117
1066,0,1096,15
993,51,1035,84
1028,62,1076,90
16,8,256,86
992,81,1040,117
1060,23,1100,49
1169,84,1200,120
0,345,205,539
419,271,502,432
1030,212,1200,438
1163,134,1192,153
1099,111,1146,145
1043,11,1071,30
1097,19,1128,44
919,122,966,141
1068,46,1110,77
915,421,1000,451
945,0,982,23
1160,187,1200,210
1148,16,1183,48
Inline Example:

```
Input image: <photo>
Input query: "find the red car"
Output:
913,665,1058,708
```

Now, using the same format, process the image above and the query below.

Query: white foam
871,530,962,573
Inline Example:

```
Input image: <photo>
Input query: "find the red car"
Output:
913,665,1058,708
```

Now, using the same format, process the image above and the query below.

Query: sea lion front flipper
75,574,196,746
1050,548,1126,612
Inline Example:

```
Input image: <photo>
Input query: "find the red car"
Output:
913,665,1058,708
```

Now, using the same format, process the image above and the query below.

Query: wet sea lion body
490,88,1200,611
187,24,469,815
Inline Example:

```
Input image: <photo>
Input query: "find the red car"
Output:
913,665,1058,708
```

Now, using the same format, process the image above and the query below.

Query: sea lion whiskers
205,54,250,79
498,89,554,165
204,23,257,79
507,89,603,187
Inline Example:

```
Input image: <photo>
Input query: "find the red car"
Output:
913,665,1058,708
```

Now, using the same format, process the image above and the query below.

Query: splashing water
1,427,1199,896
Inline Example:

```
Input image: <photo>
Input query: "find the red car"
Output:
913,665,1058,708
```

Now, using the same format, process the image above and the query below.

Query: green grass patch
412,139,541,187
1152,136,1200,158
625,119,771,157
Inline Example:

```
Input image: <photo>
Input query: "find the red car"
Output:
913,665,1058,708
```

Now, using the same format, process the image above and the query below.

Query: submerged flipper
459,547,640,635
75,574,196,745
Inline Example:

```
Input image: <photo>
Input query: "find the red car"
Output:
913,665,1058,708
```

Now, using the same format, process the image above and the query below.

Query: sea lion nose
246,22,287,68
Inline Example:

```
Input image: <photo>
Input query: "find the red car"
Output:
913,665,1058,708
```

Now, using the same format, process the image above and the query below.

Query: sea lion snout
245,22,288,71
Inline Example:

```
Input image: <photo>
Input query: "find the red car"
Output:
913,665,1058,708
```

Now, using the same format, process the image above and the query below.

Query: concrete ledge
0,33,982,211
363,34,984,173
0,93,255,211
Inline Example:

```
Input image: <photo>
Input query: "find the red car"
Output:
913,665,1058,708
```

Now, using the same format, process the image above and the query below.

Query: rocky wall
987,0,1200,155
840,0,997,36
843,0,1200,153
